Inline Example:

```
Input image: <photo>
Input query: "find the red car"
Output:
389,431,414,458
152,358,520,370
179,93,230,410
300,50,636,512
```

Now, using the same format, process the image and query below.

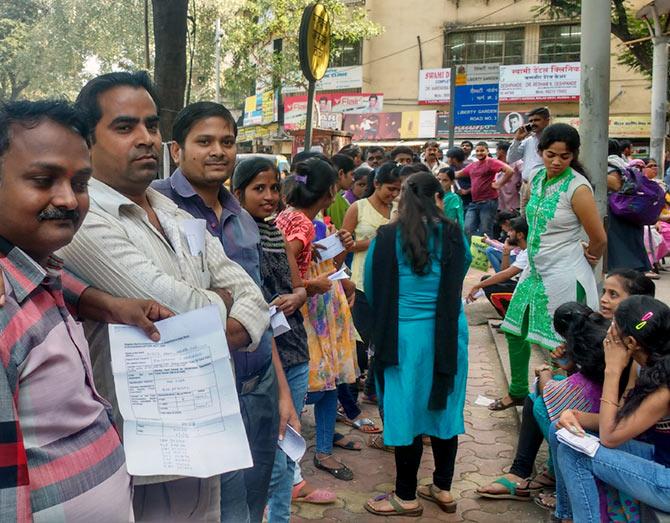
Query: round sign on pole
299,3,331,82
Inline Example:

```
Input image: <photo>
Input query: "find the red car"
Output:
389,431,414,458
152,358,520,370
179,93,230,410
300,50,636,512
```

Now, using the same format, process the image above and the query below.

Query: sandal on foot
342,417,382,434
476,476,529,501
291,480,336,504
367,434,394,453
534,491,557,511
417,484,457,513
488,395,526,411
333,433,362,451
313,455,353,481
516,470,555,496
364,493,423,517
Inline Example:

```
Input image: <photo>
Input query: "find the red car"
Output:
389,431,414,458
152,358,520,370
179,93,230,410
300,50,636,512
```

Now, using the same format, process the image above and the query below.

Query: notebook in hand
556,427,601,458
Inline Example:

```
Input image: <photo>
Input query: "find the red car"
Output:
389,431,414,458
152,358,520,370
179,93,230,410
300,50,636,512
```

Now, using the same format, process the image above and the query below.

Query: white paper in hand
556,427,601,457
181,218,207,256
269,305,291,337
328,267,350,281
278,425,306,462
314,234,345,261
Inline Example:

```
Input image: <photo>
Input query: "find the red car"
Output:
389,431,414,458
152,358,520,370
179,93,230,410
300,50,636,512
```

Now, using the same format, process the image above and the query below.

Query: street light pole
579,0,611,221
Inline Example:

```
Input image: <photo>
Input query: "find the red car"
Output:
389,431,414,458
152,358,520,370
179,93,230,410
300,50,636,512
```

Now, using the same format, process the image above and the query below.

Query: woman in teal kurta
364,172,470,517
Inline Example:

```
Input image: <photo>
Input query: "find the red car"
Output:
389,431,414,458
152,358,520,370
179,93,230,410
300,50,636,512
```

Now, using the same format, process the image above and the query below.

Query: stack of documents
556,427,601,457
109,305,253,477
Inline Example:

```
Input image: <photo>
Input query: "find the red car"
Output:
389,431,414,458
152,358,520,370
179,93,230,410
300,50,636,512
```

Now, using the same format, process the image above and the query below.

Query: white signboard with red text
498,62,581,103
418,68,452,104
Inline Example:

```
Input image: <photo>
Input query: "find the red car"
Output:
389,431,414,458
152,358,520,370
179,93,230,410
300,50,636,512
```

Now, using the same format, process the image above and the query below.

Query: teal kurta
365,227,470,446
443,191,464,230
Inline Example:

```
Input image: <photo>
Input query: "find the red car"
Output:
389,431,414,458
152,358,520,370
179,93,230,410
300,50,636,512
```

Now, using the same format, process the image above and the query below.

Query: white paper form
269,305,291,337
328,267,350,281
109,305,252,477
313,234,345,261
278,425,306,462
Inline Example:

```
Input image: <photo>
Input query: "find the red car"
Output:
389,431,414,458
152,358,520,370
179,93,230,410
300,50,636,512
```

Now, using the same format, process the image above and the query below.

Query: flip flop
417,484,457,513
291,480,337,504
488,395,526,411
333,433,362,451
367,434,394,453
364,493,423,517
534,491,557,511
313,455,354,481
516,470,555,496
341,417,382,434
476,476,529,501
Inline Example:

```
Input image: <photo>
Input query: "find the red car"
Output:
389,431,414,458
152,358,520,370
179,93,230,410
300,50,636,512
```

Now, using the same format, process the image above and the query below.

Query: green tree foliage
535,0,668,93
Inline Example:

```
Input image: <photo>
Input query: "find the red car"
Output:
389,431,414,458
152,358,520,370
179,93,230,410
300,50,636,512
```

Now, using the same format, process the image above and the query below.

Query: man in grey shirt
507,107,551,213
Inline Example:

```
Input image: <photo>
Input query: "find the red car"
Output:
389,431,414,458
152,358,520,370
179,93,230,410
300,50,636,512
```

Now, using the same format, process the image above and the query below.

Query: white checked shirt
58,178,269,484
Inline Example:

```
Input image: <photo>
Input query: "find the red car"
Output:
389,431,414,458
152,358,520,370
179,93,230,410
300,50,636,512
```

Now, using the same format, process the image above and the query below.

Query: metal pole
650,34,668,171
304,80,316,151
214,18,222,103
579,0,611,221
448,65,456,148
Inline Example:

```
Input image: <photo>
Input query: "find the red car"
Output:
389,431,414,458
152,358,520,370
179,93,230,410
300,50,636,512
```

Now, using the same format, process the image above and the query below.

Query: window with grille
443,28,525,67
538,24,581,63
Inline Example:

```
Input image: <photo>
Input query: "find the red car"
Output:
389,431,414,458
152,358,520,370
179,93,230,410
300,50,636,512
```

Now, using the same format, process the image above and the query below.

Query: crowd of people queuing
1,68,670,523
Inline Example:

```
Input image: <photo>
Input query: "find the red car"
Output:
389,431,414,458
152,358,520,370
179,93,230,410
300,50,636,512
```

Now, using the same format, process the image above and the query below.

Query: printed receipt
108,305,252,477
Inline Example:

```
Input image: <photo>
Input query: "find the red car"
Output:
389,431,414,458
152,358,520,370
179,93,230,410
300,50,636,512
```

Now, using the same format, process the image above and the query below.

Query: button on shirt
0,237,132,522
57,178,269,484
153,170,272,379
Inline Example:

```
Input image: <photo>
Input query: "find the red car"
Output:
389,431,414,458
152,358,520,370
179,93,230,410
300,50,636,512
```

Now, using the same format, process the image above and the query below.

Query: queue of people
1,73,670,523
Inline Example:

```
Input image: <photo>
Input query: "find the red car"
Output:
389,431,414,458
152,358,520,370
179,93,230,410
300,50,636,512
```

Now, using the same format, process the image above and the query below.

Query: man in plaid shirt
0,100,172,521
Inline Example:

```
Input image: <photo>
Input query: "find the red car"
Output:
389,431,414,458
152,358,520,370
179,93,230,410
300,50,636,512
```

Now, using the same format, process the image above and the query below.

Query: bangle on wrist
600,397,620,408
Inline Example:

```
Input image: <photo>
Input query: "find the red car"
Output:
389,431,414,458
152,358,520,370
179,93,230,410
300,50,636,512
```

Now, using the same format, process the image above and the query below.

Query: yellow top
351,198,393,291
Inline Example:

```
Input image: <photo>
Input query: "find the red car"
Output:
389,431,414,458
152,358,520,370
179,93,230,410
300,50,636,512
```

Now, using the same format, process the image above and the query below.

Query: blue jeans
548,421,573,520
306,389,338,455
558,434,670,522
266,363,309,523
464,199,498,239
485,246,516,273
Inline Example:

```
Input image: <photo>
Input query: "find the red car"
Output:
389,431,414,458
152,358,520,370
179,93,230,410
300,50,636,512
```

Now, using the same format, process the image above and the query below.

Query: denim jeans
558,434,670,522
305,389,338,455
220,364,279,523
548,421,573,520
485,246,516,273
266,363,309,523
464,199,498,239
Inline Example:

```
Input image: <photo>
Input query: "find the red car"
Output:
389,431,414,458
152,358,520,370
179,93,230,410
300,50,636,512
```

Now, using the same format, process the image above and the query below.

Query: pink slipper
291,480,337,504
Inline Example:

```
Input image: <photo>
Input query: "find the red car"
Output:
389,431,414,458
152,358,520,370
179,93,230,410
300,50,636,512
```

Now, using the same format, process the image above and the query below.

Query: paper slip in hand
474,395,494,407
556,427,601,457
314,234,345,261
278,425,306,462
328,267,350,281
181,218,207,256
269,305,291,337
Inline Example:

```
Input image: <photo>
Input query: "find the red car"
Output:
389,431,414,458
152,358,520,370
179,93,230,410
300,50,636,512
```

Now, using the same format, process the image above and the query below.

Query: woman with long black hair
363,172,470,517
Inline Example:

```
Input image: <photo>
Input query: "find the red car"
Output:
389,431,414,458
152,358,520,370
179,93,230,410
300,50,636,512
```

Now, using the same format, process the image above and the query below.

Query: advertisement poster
453,64,500,134
418,68,451,104
399,111,437,139
243,90,278,127
554,115,651,138
436,111,527,137
499,62,580,102
343,113,401,141
284,93,383,130
284,66,363,93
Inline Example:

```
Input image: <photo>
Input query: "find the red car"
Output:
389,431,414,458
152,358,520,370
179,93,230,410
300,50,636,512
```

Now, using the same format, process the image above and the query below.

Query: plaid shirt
0,237,132,521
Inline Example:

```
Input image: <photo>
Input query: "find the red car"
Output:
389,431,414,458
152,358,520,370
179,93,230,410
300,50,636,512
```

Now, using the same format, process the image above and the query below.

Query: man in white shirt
58,71,269,521
466,216,528,319
507,107,551,213
422,140,448,174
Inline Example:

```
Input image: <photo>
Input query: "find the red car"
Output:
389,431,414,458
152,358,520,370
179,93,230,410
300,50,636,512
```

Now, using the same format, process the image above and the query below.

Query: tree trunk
152,0,188,141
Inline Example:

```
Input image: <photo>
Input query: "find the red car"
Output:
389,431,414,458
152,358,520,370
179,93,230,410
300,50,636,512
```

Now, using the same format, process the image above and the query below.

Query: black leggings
509,396,544,479
394,435,458,501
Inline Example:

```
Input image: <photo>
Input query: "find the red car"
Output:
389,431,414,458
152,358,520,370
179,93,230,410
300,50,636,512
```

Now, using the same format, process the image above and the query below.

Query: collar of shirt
170,168,242,219
89,177,181,219
0,235,65,303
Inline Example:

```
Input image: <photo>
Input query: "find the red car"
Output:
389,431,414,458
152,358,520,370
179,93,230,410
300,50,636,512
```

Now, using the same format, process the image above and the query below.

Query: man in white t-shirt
466,216,528,318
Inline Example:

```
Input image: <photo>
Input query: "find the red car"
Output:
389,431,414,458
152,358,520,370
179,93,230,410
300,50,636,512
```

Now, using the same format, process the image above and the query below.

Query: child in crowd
343,166,371,204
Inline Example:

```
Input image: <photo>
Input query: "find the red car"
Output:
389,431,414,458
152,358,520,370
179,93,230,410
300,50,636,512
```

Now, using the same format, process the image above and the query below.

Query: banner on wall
284,66,363,93
342,113,401,141
243,90,278,127
418,68,451,104
284,93,383,130
554,115,651,138
399,111,437,139
499,62,580,103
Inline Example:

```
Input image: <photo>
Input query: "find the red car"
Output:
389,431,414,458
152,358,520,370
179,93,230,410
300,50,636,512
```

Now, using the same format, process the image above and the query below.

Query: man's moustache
37,208,80,222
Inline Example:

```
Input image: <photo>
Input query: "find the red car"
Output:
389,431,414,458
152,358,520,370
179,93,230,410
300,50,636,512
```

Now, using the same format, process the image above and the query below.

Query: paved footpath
291,268,551,522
